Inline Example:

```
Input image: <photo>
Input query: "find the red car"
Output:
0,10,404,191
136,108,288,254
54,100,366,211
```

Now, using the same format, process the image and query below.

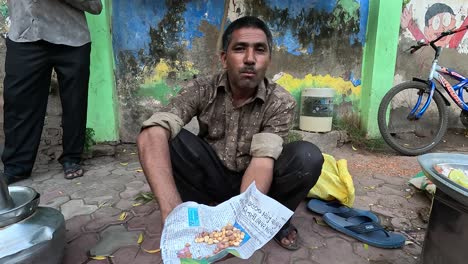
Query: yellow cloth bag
307,154,355,207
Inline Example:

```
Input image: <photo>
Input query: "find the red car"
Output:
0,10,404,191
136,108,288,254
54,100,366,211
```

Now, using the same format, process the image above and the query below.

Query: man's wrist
161,200,181,222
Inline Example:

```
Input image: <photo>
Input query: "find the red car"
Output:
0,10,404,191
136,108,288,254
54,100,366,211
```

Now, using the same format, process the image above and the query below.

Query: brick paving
6,141,446,264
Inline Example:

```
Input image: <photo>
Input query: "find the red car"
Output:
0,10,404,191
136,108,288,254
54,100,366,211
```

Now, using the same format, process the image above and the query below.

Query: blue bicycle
378,25,468,155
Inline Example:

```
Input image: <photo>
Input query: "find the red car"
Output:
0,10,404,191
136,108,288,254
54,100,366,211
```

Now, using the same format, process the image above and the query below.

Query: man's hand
137,126,182,223
240,157,274,194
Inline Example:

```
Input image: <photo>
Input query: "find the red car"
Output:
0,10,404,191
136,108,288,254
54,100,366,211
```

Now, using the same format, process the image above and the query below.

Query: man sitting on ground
137,16,324,251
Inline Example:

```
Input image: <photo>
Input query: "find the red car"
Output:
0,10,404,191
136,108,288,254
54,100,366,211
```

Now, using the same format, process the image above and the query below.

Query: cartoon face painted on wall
423,3,456,47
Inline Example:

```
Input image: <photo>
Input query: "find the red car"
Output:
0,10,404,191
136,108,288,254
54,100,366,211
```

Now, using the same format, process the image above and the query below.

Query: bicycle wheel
378,81,448,156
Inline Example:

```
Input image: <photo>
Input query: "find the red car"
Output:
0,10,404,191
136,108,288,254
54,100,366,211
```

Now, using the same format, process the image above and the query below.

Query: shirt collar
216,72,267,103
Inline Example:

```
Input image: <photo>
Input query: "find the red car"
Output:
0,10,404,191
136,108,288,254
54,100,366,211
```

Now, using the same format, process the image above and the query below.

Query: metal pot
0,176,66,264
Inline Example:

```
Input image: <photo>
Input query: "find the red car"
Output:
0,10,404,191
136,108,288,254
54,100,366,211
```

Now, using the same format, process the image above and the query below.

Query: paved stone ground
7,136,467,264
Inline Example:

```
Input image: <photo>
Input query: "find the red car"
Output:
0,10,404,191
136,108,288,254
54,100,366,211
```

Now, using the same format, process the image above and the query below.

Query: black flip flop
273,224,300,251
63,162,84,180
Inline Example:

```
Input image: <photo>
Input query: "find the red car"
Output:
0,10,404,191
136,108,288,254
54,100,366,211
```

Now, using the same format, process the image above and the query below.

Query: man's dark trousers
169,129,324,212
2,39,91,178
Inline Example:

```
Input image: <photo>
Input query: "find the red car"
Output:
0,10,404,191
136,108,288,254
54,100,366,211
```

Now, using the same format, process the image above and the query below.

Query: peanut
194,223,246,254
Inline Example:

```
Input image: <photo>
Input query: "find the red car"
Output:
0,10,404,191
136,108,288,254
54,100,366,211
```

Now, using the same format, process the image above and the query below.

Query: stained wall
112,0,369,141
396,0,468,127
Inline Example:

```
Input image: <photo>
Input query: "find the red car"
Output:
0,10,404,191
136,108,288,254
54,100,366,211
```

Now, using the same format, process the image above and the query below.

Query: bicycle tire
378,81,448,156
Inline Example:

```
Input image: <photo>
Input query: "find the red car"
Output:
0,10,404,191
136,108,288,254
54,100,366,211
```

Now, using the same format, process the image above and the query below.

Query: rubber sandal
307,199,380,223
63,162,84,180
322,213,406,249
273,224,300,251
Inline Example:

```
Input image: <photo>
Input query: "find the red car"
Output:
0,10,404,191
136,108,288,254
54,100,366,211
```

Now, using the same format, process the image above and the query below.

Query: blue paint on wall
357,0,369,44
112,0,167,57
266,0,336,55
274,30,303,55
182,0,224,49
112,0,225,66
265,0,368,55
349,71,361,86
111,0,369,65
348,0,369,45
266,0,338,15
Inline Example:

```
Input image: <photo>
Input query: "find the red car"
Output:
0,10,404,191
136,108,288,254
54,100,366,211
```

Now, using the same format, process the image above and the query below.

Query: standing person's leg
169,129,242,204
2,39,53,184
52,43,91,179
269,140,323,250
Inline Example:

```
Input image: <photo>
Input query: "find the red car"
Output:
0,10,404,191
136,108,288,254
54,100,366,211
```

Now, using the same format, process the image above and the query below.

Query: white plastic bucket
299,88,335,132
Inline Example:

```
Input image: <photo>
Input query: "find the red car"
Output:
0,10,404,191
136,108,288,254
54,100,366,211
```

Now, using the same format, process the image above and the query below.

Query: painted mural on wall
397,0,468,82
401,0,468,53
396,0,468,127
112,0,369,141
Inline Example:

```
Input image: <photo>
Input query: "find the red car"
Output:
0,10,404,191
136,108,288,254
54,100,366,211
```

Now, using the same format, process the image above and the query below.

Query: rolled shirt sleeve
142,112,185,140
250,133,284,159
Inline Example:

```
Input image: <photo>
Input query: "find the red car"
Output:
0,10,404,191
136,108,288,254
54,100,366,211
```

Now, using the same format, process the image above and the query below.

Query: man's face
424,12,456,46
220,27,271,92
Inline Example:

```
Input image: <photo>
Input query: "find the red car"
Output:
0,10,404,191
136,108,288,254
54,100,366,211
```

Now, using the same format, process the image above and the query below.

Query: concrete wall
112,0,369,142
396,0,468,128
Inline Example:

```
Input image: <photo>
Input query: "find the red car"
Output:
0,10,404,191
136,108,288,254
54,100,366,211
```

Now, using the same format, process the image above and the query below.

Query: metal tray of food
417,153,468,205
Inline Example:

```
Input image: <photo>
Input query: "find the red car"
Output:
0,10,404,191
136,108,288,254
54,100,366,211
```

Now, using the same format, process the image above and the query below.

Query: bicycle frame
410,59,468,119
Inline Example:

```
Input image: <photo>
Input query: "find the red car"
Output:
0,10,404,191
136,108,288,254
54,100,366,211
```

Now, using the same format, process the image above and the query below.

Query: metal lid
0,186,40,228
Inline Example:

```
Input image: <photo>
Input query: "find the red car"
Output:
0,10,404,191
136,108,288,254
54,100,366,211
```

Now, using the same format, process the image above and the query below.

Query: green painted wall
86,0,119,142
360,0,403,138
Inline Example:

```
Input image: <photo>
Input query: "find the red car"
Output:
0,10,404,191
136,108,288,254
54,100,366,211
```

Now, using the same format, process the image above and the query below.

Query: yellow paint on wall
144,59,197,85
275,73,361,97
145,59,171,84
139,59,199,103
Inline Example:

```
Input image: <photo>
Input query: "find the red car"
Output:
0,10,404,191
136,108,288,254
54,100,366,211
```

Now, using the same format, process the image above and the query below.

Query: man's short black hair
425,3,455,27
222,16,273,55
